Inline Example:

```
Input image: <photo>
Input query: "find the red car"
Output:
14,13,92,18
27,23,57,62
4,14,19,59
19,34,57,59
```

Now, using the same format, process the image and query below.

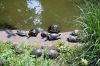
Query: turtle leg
45,36,50,41
57,37,61,40
41,37,45,39
27,36,30,39
47,37,54,41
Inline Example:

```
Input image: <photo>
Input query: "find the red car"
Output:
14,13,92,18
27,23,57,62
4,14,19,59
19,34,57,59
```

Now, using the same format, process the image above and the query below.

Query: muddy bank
0,30,79,46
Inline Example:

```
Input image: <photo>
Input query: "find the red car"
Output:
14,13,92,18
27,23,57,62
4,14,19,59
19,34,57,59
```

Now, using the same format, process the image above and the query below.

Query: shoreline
0,30,79,47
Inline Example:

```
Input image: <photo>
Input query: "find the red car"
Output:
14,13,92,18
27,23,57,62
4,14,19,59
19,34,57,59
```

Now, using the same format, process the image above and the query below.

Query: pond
0,0,81,32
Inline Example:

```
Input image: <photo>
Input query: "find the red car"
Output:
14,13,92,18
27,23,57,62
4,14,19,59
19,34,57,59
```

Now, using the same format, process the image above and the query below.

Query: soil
0,30,79,47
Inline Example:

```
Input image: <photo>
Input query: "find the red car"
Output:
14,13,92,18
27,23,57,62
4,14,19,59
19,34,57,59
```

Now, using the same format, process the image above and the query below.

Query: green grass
72,0,100,66
75,0,100,43
0,41,82,66
0,42,53,66
1,1,100,66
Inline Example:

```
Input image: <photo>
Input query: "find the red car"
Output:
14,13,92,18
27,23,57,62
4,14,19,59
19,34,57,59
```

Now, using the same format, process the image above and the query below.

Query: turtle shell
70,30,80,36
67,36,78,43
16,31,27,37
31,48,43,58
15,47,24,54
47,49,59,59
47,33,61,40
12,45,24,54
41,31,48,38
48,25,60,33
28,29,39,37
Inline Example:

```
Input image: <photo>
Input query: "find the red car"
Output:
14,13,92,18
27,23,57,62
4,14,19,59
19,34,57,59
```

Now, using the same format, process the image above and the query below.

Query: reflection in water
27,0,43,25
0,0,80,31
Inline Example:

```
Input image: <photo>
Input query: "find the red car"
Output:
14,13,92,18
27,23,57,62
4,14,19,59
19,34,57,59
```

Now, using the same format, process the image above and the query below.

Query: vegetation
0,0,100,66
76,0,100,43
73,0,100,66
0,41,82,66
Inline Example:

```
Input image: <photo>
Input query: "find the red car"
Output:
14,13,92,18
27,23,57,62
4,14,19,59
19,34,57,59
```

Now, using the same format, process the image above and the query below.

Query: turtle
16,30,27,37
30,47,44,58
12,44,24,54
67,36,78,43
70,30,80,36
48,24,60,33
15,47,24,54
11,44,18,49
46,49,59,59
28,28,39,37
41,31,48,39
46,33,61,41
5,30,16,38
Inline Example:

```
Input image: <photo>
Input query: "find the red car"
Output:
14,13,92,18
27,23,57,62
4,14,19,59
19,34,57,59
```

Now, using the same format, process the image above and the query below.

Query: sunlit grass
75,1,100,43
0,41,82,66
72,0,100,66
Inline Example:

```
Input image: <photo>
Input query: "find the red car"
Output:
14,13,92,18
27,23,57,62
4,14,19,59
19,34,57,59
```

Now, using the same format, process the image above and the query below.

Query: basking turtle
70,30,80,36
46,49,59,59
46,33,61,41
5,30,16,38
28,29,39,37
41,31,48,39
48,24,60,33
16,30,27,37
30,47,44,58
67,36,78,43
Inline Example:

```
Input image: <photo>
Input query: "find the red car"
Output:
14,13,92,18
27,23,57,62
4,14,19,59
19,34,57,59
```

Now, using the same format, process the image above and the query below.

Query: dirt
0,30,79,47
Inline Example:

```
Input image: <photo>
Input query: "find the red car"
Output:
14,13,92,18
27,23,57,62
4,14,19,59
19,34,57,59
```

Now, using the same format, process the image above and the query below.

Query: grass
72,0,100,66
0,42,53,66
0,41,82,66
75,0,100,43
1,0,100,66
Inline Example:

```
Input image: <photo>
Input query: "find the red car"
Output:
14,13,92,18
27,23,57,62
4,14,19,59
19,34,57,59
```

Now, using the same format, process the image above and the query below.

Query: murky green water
0,0,81,32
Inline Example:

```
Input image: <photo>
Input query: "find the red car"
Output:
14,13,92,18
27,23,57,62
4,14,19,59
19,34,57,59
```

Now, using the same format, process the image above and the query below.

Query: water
0,0,81,32
27,0,43,25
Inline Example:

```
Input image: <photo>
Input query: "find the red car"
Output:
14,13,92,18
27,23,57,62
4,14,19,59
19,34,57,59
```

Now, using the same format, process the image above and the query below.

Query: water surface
0,0,81,31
